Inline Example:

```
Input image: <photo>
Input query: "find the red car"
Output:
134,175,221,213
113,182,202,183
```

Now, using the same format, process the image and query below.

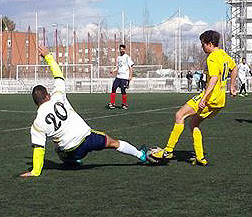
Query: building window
8,39,11,47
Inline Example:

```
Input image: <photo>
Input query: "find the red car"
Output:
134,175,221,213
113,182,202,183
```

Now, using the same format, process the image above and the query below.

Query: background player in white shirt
238,57,251,96
20,46,146,177
108,44,134,109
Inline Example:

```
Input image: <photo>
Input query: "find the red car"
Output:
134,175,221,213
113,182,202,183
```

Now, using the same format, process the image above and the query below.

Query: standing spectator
194,71,201,91
199,71,206,90
186,71,193,92
238,57,251,97
108,44,134,110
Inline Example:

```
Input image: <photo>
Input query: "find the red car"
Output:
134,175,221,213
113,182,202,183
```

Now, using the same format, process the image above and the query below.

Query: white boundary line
0,110,35,113
86,106,180,121
2,105,248,133
0,106,179,133
1,126,30,132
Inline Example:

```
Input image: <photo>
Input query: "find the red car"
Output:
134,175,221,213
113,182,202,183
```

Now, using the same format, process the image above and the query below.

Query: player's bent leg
55,146,83,166
152,104,196,159
106,135,146,162
175,104,196,124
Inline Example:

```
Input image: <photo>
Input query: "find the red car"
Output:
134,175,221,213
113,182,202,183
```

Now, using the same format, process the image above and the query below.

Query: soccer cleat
121,104,128,110
245,93,249,96
191,158,209,166
139,150,147,162
139,145,147,162
163,151,174,159
108,103,116,109
151,149,173,159
238,93,245,97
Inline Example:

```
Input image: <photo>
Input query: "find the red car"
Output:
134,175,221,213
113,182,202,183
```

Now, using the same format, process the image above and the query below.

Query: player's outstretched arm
20,146,45,178
38,45,64,80
230,65,238,96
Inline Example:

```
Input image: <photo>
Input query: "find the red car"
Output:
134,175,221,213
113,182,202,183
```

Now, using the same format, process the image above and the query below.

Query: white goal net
0,64,195,93
14,64,93,93
99,65,163,78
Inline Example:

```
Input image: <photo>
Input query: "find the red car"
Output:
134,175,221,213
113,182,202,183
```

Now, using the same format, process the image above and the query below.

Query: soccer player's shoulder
208,49,225,62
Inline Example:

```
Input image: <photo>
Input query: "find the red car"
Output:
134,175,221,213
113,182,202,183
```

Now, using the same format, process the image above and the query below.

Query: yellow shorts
187,93,222,119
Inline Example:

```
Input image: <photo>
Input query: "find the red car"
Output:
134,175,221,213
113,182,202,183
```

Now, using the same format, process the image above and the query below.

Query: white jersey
238,63,250,84
116,54,134,79
31,79,91,150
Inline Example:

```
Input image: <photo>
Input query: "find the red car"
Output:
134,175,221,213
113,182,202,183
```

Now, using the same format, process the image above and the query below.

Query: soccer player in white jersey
238,57,251,96
108,44,134,110
20,45,146,177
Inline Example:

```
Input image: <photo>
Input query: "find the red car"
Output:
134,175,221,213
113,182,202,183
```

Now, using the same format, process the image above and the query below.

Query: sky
0,0,228,43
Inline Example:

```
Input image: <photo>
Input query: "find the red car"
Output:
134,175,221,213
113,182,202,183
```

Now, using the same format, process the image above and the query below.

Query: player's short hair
32,85,48,105
119,44,126,49
200,30,220,47
242,57,246,61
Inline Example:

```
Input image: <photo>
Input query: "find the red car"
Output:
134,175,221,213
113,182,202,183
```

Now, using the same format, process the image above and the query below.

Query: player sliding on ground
152,30,238,166
20,45,146,177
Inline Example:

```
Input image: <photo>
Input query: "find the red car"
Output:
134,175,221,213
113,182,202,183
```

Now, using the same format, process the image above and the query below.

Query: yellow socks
193,127,204,160
165,123,184,152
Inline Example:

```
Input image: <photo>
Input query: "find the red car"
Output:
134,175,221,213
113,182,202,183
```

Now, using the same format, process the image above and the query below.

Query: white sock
116,140,142,158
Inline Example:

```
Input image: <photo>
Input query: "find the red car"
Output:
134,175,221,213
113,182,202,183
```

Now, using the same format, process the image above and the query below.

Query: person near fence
186,70,193,92
108,44,134,110
20,45,146,177
238,57,251,97
151,30,238,166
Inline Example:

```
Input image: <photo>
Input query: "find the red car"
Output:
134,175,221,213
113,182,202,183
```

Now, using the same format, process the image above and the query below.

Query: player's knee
121,89,126,95
106,136,119,149
175,110,184,123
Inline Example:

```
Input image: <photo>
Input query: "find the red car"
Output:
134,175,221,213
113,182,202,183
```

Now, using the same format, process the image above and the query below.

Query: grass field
1,92,252,217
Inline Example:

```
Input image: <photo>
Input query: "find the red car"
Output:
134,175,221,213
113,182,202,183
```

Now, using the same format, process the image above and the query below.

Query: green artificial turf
1,93,252,217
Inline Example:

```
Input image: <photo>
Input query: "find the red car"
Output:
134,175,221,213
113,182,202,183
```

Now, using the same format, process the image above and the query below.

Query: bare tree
2,16,16,31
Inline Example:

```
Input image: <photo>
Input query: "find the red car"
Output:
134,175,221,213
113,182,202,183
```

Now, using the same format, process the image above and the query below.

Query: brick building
1,31,164,79
1,30,37,78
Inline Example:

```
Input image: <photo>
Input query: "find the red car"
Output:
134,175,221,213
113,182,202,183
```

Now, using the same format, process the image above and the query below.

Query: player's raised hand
38,45,49,57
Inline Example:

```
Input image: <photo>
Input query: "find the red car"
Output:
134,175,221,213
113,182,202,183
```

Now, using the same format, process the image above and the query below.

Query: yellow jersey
205,49,236,108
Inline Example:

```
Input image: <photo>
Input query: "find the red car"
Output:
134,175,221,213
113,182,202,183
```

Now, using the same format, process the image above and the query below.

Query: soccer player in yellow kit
152,30,238,166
